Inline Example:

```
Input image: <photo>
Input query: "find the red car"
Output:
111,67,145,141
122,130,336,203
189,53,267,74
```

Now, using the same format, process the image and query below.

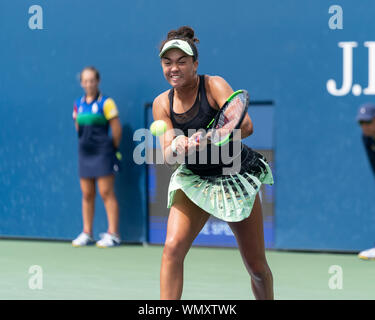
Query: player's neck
174,75,199,99
85,90,99,103
364,134,375,141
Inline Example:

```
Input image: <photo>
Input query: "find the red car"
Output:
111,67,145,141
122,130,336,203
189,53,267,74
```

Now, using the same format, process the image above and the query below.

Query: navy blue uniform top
362,135,375,176
72,93,120,178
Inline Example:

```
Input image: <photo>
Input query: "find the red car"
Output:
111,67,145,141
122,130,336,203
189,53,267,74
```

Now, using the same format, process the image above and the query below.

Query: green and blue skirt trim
167,146,274,222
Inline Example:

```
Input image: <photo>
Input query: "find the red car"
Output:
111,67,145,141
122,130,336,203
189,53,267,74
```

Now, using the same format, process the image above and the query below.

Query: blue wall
1,0,374,250
271,1,375,251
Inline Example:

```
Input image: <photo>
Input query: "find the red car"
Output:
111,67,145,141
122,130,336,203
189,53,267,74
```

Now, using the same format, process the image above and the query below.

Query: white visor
159,39,194,58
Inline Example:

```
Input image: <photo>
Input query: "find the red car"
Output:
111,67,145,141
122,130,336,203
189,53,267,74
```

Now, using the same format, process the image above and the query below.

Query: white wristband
171,135,184,154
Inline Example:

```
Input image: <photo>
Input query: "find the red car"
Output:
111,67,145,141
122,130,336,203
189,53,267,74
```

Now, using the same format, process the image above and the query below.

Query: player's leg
97,174,119,236
80,177,96,235
72,177,96,246
161,189,210,300
227,194,274,300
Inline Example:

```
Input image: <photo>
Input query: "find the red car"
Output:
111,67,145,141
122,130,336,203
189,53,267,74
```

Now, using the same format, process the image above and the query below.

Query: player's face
161,49,198,88
80,70,99,96
360,118,375,137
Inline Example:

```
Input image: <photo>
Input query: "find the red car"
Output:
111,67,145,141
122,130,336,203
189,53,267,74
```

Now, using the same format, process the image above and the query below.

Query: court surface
0,239,373,300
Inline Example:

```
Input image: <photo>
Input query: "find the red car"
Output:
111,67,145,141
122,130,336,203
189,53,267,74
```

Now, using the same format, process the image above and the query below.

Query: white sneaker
72,232,95,247
358,247,375,260
96,232,121,248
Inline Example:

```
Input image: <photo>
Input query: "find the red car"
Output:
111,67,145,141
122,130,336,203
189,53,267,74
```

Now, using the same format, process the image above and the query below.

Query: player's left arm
109,118,122,149
363,136,375,176
72,103,79,132
104,98,122,149
207,75,253,138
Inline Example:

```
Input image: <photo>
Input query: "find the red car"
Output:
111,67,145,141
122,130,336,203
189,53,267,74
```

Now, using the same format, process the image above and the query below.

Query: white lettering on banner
327,42,375,96
363,42,375,95
327,42,357,96
199,221,234,237
199,223,210,235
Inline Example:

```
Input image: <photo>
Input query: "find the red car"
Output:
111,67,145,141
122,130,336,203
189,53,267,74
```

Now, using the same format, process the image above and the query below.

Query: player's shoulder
153,89,170,105
363,134,371,143
363,135,375,146
74,96,84,106
204,75,232,96
152,90,171,118
100,95,115,104
204,75,233,105
205,74,229,88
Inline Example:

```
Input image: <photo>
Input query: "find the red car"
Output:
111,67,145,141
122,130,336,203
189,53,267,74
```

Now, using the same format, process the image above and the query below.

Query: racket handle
188,132,203,143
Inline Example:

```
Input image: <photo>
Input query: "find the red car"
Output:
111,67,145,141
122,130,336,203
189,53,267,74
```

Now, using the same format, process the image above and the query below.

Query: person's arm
72,103,79,132
109,117,122,149
103,98,122,149
206,75,253,139
363,135,375,176
152,93,198,166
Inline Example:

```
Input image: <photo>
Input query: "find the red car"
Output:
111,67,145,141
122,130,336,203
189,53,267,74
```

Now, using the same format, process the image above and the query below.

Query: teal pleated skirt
167,146,274,222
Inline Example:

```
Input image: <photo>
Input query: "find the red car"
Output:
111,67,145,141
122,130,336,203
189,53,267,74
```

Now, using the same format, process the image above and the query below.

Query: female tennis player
152,26,275,299
72,66,122,248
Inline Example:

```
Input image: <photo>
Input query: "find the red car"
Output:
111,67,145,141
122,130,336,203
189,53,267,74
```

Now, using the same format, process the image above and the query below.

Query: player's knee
248,261,272,282
99,188,114,201
162,239,187,263
82,190,96,202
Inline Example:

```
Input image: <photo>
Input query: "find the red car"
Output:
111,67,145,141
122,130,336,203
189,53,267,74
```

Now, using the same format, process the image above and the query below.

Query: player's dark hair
160,26,200,61
80,66,100,81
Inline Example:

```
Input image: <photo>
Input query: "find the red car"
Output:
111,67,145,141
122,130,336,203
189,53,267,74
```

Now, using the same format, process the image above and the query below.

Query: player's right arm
73,102,79,132
152,92,195,166
363,135,375,176
207,75,253,139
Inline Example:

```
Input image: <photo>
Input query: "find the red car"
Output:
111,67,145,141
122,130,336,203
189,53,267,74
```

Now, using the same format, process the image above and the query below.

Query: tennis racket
190,89,249,146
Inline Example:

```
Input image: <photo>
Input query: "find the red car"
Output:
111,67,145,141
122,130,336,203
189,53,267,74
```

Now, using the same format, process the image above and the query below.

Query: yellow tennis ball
150,120,167,136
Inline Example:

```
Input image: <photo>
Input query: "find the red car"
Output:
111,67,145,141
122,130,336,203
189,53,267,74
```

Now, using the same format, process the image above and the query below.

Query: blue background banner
1,0,374,250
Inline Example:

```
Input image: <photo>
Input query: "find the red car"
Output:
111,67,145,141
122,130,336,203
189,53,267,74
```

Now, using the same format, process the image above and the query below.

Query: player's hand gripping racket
190,89,249,146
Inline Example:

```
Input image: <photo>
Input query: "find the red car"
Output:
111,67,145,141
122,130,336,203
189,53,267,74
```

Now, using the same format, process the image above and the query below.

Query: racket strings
212,95,247,140
190,90,248,146
220,97,245,124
